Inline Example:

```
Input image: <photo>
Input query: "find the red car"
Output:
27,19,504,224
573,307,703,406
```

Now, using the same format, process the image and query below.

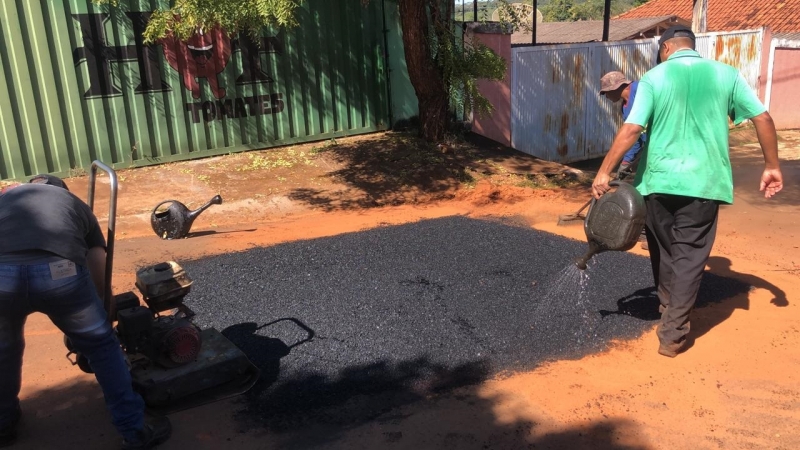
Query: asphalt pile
184,216,748,431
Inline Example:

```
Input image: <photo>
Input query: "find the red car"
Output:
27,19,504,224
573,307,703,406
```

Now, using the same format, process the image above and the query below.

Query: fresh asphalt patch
184,216,749,431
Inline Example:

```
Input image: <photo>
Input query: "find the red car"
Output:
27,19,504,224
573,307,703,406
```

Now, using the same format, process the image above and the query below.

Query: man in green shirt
590,25,783,358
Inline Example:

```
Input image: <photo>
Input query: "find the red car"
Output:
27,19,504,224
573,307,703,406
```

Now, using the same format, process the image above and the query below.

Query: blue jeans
0,261,144,440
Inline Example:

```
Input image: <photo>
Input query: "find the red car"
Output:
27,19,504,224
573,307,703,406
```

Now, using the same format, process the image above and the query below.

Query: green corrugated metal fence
0,0,389,180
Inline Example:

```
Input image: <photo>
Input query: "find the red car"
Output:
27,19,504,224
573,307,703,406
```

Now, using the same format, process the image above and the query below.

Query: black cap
29,174,69,191
656,25,696,63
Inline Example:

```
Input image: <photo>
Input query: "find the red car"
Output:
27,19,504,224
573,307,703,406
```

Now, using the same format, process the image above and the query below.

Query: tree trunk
398,0,450,141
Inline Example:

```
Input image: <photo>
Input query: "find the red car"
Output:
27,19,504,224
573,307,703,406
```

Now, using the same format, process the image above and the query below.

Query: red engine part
152,316,202,367
163,325,202,365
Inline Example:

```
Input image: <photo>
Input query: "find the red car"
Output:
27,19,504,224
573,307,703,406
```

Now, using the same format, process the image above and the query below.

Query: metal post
88,160,118,322
473,0,477,21
381,0,394,129
602,0,611,41
692,0,708,33
532,0,537,45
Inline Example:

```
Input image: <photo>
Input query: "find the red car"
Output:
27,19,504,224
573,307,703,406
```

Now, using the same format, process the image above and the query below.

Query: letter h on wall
72,12,170,98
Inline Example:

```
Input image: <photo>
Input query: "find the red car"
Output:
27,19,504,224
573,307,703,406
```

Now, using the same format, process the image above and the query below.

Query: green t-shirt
625,49,766,204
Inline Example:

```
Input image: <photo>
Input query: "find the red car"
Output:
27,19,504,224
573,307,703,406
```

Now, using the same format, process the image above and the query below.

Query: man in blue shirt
600,71,649,249
599,71,647,176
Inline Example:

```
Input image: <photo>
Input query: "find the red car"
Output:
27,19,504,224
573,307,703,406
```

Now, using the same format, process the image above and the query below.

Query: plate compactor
65,161,259,413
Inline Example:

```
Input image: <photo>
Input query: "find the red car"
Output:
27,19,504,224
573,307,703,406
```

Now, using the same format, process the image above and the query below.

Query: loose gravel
183,216,748,431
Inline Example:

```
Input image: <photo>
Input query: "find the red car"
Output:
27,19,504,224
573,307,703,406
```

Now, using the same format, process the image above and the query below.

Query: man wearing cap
599,71,647,176
590,25,784,358
0,175,171,448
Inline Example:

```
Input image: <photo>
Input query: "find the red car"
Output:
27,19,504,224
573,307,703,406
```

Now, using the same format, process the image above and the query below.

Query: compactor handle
87,161,118,322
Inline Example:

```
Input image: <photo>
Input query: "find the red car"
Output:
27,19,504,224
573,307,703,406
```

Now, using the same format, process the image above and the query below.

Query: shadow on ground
601,255,787,342
288,133,590,211
14,366,650,450
601,270,753,322
176,216,772,444
257,356,651,450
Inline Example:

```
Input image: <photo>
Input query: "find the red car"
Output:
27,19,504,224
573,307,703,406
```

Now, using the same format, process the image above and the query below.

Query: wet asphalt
184,216,749,431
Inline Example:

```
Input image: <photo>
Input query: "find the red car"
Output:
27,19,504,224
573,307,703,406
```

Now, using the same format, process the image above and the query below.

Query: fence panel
585,40,656,159
511,29,763,163
512,46,590,162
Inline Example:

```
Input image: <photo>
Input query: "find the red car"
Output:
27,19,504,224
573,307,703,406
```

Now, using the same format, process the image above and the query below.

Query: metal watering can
151,195,223,240
574,181,646,270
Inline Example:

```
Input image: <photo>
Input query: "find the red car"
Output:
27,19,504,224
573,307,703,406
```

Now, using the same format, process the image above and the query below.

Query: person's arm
591,123,644,198
750,112,783,198
87,246,106,296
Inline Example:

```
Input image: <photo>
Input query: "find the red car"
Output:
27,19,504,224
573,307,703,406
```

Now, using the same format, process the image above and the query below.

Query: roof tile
615,0,800,33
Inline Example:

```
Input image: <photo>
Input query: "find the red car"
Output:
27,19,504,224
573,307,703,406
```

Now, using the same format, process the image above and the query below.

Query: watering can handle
153,200,180,211
584,180,625,223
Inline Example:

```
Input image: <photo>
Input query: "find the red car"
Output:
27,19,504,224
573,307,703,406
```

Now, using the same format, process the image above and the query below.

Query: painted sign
0,0,389,180
71,12,285,123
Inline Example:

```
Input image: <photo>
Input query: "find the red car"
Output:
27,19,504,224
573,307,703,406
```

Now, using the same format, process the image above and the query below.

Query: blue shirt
621,81,647,164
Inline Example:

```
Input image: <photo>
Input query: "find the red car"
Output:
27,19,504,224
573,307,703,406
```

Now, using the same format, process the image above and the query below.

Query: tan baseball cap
599,71,632,95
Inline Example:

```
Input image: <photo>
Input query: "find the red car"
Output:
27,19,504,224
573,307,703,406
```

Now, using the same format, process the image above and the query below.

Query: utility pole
602,0,612,41
692,0,708,33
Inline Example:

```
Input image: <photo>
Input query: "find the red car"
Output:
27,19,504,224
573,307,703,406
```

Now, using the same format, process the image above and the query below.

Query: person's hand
592,172,611,199
760,168,783,198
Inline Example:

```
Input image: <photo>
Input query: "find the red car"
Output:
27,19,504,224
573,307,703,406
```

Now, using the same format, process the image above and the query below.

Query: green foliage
453,0,498,22
541,0,574,22
572,0,632,20
446,37,507,117
570,0,604,20
92,0,304,42
426,2,506,118
493,0,537,33
466,0,648,23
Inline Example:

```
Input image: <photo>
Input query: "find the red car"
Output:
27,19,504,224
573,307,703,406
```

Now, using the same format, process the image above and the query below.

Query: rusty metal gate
0,0,389,180
511,29,764,163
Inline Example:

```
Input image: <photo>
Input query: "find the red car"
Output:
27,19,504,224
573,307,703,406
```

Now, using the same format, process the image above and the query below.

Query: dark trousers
643,194,719,346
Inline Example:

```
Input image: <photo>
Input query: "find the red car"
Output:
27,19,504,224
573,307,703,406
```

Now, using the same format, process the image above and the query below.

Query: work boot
0,405,22,448
121,416,172,450
658,340,686,358
638,231,648,250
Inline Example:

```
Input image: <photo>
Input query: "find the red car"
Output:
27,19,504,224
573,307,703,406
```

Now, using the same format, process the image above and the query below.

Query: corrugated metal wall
0,0,389,180
511,29,764,163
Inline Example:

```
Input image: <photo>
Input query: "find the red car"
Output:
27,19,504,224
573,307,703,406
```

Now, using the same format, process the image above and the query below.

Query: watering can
151,195,223,240
574,181,645,270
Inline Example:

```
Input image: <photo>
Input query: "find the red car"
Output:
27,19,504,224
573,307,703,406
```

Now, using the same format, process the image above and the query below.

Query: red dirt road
9,131,800,449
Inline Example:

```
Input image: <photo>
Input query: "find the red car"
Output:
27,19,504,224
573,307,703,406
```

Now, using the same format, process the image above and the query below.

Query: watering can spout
574,242,600,271
187,194,223,223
